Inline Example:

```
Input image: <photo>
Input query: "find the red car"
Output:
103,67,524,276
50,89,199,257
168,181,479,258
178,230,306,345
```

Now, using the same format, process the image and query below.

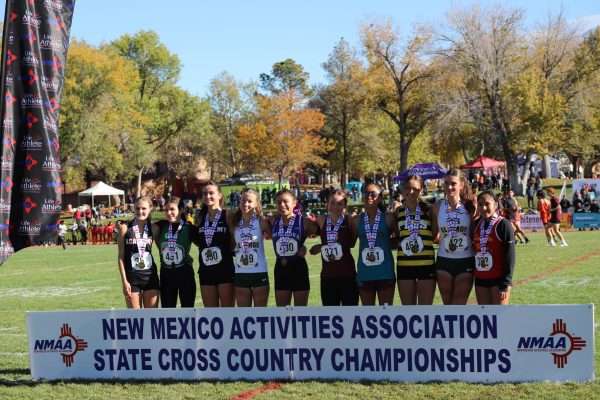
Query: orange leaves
236,90,325,178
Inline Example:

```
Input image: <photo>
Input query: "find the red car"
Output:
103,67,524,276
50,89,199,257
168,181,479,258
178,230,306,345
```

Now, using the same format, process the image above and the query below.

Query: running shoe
560,241,568,247
525,237,530,244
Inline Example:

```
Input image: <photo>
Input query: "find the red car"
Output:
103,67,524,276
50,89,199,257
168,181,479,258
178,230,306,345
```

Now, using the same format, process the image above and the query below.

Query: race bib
475,252,493,272
444,233,468,253
276,238,298,257
236,250,258,268
201,247,223,266
321,243,343,261
161,245,184,266
400,236,424,256
361,247,384,266
131,252,152,271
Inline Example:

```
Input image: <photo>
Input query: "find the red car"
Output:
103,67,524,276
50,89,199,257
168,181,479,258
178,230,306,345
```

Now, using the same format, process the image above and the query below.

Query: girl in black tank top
117,196,159,308
194,182,235,307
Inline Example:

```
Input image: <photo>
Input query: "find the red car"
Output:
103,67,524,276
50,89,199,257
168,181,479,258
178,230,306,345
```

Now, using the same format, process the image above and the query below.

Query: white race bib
444,233,468,253
131,252,152,271
361,247,384,266
236,249,258,268
475,252,493,272
276,238,298,257
161,245,184,266
400,236,424,256
201,247,223,266
321,243,343,261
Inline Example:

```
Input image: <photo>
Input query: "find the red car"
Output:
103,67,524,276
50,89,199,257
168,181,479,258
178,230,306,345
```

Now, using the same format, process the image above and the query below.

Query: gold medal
137,260,145,269
367,252,375,262
449,242,457,252
410,240,419,254
328,253,335,261
241,255,248,266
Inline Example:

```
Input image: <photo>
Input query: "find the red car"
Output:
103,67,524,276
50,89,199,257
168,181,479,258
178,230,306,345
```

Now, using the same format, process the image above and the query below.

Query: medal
367,252,376,262
363,209,381,250
328,253,335,261
479,213,500,254
409,239,419,254
167,219,184,255
275,214,297,264
444,199,463,239
239,212,257,253
203,208,222,247
449,242,457,252
241,254,249,266
132,221,150,269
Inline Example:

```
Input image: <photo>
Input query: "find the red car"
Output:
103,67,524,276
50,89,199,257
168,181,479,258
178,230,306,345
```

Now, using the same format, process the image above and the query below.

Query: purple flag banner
0,0,76,264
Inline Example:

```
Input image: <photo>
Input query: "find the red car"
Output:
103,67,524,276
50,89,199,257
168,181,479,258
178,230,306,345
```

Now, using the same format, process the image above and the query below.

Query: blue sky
4,1,600,97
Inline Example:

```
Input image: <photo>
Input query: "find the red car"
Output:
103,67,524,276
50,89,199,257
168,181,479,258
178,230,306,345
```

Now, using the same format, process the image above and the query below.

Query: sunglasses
364,191,380,198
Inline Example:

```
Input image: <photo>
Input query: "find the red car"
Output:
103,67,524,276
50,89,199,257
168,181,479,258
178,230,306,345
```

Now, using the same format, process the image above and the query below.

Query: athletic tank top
155,220,193,269
123,220,155,275
357,211,395,281
437,199,474,259
233,215,268,274
271,214,305,262
319,214,356,279
196,209,235,271
395,201,435,268
473,217,506,280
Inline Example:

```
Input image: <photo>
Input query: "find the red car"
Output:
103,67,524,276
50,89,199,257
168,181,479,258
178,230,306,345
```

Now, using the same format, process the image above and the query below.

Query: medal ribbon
364,210,381,250
132,221,149,261
326,214,345,245
203,209,223,247
277,214,297,254
404,203,421,241
445,199,463,238
167,219,184,254
239,213,257,254
479,213,500,253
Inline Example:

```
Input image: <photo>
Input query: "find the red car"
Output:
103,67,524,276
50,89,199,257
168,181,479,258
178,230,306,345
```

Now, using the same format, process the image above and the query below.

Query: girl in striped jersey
473,191,516,305
394,174,436,305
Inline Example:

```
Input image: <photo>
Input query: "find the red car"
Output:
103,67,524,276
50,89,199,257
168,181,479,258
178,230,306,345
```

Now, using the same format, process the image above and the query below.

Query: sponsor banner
27,305,594,382
0,0,76,263
573,213,600,229
520,213,544,231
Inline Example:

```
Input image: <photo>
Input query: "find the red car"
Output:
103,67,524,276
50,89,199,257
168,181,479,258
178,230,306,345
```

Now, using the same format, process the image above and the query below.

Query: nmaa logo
517,319,586,368
34,324,88,367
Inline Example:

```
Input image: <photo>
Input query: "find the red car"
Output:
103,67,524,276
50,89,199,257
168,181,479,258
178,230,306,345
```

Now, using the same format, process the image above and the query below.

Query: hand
298,245,307,257
122,282,132,299
309,244,321,256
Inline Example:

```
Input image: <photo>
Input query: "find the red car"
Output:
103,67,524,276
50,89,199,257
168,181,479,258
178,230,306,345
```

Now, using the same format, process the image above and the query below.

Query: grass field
0,229,598,399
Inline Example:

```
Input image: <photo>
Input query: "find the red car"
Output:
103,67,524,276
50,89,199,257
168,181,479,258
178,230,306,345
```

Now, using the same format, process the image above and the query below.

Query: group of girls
117,170,515,309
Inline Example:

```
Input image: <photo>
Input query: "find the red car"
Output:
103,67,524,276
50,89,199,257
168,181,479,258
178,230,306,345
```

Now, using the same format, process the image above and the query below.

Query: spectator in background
78,220,88,245
590,200,600,214
526,177,536,209
582,188,592,209
73,208,83,225
57,220,67,250
560,196,571,213
70,220,78,245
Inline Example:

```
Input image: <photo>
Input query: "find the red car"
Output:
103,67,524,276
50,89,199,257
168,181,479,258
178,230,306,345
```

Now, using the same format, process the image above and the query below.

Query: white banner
520,213,544,231
27,305,594,382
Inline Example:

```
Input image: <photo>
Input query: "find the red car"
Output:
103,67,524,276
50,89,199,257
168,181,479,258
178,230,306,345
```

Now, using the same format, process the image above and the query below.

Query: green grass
0,230,598,399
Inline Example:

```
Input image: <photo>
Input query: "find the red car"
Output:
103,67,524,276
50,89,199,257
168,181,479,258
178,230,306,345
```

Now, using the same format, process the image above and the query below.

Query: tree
316,38,368,186
60,40,141,188
360,19,433,172
259,59,311,96
208,71,253,176
236,90,327,188
110,30,181,102
437,4,527,189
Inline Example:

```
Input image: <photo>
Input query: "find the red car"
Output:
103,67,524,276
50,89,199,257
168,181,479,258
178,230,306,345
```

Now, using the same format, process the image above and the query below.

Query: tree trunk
137,168,143,197
342,129,349,187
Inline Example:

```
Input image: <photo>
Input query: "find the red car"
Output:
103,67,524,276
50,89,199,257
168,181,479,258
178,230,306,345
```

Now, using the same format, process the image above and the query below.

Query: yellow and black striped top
395,201,435,268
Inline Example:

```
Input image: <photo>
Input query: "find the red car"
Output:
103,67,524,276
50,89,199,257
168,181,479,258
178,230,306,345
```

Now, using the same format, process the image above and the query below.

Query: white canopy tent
78,181,125,208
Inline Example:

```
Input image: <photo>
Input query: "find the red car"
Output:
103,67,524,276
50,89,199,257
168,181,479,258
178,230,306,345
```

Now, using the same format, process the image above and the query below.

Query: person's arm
304,217,320,238
260,217,272,240
386,212,399,248
350,214,359,247
496,219,516,294
431,201,440,243
309,215,325,255
117,224,131,300
151,222,161,250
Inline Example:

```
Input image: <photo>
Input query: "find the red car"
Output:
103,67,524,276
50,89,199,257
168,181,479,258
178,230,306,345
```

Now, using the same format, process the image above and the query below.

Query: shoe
560,241,568,247
548,241,556,246
525,237,530,244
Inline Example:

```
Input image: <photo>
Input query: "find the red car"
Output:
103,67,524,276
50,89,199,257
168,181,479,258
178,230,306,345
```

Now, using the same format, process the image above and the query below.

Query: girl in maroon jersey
472,190,516,305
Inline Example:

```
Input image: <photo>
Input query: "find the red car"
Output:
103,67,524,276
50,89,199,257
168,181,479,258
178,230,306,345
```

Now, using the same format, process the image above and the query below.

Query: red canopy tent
461,155,505,169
